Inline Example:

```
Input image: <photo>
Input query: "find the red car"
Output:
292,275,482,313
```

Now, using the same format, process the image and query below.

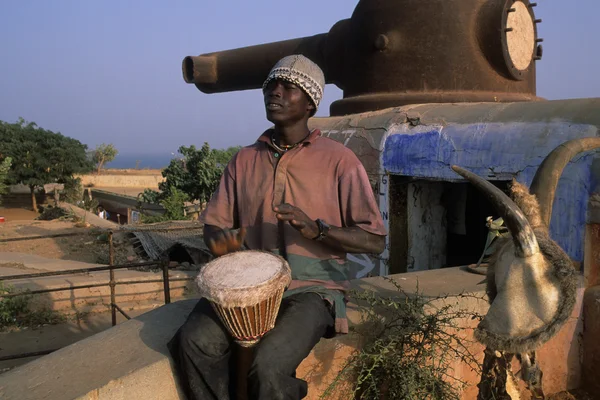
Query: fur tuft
475,230,578,354
509,180,544,229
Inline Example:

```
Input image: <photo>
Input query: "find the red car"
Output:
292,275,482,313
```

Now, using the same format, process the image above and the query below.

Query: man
169,55,386,400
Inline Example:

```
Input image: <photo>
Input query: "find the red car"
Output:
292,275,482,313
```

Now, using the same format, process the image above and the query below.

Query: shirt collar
257,128,321,146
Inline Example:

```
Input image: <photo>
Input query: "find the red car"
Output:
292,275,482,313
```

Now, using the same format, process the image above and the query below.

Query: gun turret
183,0,543,116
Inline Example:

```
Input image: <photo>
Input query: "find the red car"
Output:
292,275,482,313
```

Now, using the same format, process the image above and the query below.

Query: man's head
262,55,325,125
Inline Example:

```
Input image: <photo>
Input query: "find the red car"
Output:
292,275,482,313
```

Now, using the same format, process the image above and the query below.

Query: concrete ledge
0,267,585,400
582,286,600,393
0,300,194,400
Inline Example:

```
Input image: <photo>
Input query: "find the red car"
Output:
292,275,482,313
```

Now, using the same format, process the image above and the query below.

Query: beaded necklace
270,130,312,157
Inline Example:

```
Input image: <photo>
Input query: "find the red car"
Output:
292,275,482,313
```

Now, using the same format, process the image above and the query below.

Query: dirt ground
0,208,136,264
0,208,39,222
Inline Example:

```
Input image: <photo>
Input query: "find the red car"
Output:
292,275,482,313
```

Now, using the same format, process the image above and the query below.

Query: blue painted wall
382,122,599,262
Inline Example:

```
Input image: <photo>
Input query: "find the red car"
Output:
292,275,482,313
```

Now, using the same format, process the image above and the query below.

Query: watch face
316,219,330,240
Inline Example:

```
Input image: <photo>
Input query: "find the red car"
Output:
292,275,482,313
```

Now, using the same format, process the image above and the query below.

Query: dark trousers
168,292,334,400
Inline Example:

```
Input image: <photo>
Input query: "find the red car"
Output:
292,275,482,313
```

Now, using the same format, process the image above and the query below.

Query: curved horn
452,166,539,257
530,138,600,228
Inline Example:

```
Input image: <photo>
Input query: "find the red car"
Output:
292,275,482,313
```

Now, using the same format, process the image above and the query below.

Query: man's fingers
208,238,226,257
208,238,217,254
274,203,295,213
290,220,306,229
237,227,247,243
276,213,296,221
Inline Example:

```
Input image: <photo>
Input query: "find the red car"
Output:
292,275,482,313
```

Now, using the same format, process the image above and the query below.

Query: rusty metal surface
183,0,542,116
0,232,83,243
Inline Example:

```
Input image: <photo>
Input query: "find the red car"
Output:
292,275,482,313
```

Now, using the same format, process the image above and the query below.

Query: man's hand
274,203,319,239
207,227,247,257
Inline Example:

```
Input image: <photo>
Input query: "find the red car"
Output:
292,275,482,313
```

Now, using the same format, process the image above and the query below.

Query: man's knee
248,358,307,399
248,360,276,382
176,303,231,358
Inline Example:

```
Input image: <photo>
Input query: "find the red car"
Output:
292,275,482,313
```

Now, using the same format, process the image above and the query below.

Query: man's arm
274,204,385,254
318,225,385,254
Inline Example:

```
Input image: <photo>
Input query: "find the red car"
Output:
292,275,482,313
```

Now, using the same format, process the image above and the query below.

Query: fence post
109,230,116,326
162,260,171,304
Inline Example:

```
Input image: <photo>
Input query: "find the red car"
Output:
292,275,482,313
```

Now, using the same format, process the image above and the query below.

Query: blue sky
1,1,598,158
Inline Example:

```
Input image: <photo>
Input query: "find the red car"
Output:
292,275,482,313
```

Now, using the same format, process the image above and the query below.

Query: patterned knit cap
262,55,325,110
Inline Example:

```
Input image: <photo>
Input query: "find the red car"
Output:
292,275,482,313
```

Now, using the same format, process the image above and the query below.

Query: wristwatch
314,219,330,241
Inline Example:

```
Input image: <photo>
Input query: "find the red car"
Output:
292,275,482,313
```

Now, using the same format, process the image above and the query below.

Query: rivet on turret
374,34,390,51
534,44,543,60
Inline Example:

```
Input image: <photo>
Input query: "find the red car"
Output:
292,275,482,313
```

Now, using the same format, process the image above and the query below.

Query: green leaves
0,157,12,205
156,143,239,205
323,279,483,400
0,118,94,190
137,143,240,223
91,143,118,174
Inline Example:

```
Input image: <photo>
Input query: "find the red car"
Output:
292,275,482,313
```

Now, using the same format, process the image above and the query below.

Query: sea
105,153,175,170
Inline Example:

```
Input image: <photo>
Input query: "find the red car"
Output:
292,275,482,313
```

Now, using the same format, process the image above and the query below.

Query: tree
161,143,224,204
141,143,240,212
141,188,190,223
92,143,118,174
0,118,94,211
213,146,242,167
0,157,12,205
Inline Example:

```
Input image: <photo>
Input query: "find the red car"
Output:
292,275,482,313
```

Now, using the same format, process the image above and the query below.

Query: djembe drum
196,250,292,347
196,250,292,399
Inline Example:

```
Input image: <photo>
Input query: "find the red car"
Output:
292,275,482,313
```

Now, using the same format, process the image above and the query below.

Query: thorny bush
323,278,484,400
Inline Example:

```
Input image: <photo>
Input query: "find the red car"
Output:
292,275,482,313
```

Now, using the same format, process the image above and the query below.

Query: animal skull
452,137,600,354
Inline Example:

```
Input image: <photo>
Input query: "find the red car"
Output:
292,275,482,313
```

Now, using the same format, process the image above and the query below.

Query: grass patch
0,283,66,331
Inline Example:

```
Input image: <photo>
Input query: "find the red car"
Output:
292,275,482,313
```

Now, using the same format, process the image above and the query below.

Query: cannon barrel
183,35,326,94
183,0,543,116
182,19,349,94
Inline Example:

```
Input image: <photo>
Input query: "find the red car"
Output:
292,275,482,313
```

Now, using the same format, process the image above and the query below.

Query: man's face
264,79,315,125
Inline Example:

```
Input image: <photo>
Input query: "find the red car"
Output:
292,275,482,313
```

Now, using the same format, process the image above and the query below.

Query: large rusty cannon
183,0,543,115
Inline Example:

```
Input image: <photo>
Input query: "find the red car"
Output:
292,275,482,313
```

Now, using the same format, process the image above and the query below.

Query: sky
1,1,599,165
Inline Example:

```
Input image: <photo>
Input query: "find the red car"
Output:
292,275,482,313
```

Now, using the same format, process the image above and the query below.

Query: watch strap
314,219,329,241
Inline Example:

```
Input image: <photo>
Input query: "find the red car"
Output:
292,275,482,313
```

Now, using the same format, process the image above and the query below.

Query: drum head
196,250,291,308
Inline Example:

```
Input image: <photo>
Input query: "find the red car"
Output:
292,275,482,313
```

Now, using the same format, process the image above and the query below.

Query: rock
168,261,179,268
127,256,137,262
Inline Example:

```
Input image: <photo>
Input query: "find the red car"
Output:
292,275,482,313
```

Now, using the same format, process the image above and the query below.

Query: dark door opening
388,176,511,273
443,181,511,268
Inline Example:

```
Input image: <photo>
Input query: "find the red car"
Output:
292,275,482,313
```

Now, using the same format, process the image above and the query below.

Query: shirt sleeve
199,155,239,229
338,152,387,236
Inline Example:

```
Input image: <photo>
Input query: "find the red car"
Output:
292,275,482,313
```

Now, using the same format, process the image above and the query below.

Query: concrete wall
582,286,600,394
310,98,600,275
0,267,585,400
77,174,164,189
406,181,447,271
